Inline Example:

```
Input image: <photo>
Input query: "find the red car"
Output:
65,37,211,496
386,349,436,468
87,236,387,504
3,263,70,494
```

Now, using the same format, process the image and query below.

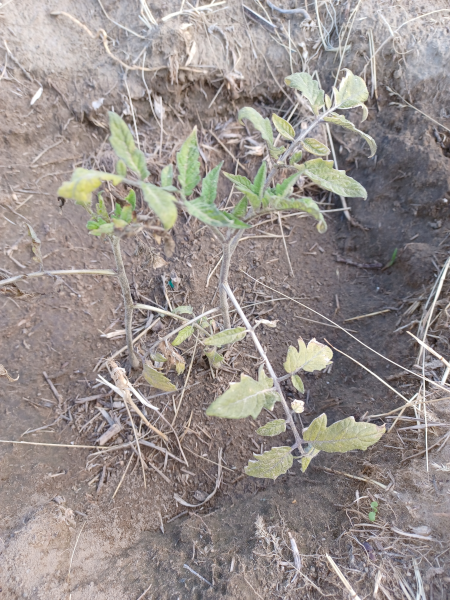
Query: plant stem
219,240,232,329
110,235,139,369
223,282,304,453
0,269,116,288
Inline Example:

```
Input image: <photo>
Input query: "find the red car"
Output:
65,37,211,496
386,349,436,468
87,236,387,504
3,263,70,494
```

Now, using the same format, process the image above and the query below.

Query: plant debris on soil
1,0,450,598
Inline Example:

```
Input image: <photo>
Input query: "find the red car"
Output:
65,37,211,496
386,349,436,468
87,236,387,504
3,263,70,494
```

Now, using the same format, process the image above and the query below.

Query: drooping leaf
224,173,260,210
232,196,248,218
151,352,167,363
256,419,286,437
272,114,295,141
90,222,114,236
324,113,377,157
184,198,249,229
238,107,274,146
303,413,385,453
172,325,194,346
116,159,127,177
283,338,333,374
289,151,303,165
291,374,304,393
124,189,136,210
204,347,224,369
161,164,174,187
285,73,324,115
303,159,367,199
252,162,267,203
176,127,201,196
57,169,123,208
109,112,149,180
324,94,332,109
206,373,280,419
302,138,330,156
245,446,293,480
112,217,129,230
204,327,247,347
26,224,43,269
120,204,133,223
175,360,186,375
173,305,194,315
141,183,178,230
201,162,223,204
143,363,177,392
269,196,327,233
300,445,320,472
334,69,369,113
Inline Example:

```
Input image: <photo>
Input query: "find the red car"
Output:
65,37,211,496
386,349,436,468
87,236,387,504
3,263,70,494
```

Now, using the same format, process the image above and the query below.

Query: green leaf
252,162,267,202
95,196,109,220
289,151,303,165
173,305,194,315
283,338,333,374
256,419,286,437
124,189,136,210
371,501,379,509
270,196,327,233
109,112,149,180
272,114,295,141
184,198,249,229
232,197,248,218
302,138,330,156
224,173,260,210
57,169,123,208
204,327,247,347
151,352,167,363
206,373,280,419
324,113,377,157
161,164,173,188
291,374,304,393
120,205,133,224
177,127,201,196
303,159,367,199
201,162,223,204
143,364,177,392
116,159,127,177
86,220,99,230
274,172,302,199
245,446,293,480
204,348,225,369
368,512,376,522
112,217,129,230
141,183,177,230
114,202,122,218
325,94,332,109
334,69,369,112
300,445,320,472
285,73,324,115
238,107,274,146
172,325,194,346
90,222,114,236
303,413,385,453
258,368,280,411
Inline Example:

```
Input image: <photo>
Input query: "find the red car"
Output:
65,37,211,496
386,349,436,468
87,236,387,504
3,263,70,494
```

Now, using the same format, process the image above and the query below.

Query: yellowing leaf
245,446,293,480
324,113,377,157
272,114,295,141
177,127,201,196
285,73,324,115
204,327,247,347
57,169,123,208
269,196,327,233
109,112,149,180
283,338,332,374
256,419,286,437
206,373,280,419
334,69,369,111
143,364,177,392
302,138,330,156
303,413,385,453
303,159,367,199
141,183,177,230
300,446,320,472
204,348,224,369
175,360,186,375
291,374,304,393
161,164,173,187
172,325,194,346
173,305,194,315
291,399,305,413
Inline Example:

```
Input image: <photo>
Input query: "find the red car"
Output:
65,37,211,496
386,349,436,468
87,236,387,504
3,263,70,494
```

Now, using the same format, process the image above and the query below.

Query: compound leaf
161,164,174,188
272,114,295,141
238,107,274,146
304,159,367,199
245,446,293,480
204,327,247,347
206,373,279,419
283,338,332,374
334,69,369,113
143,364,177,392
285,72,324,115
256,419,286,437
303,413,385,453
172,325,194,346
141,183,178,230
177,127,201,196
291,374,304,393
302,138,330,156
324,113,377,157
57,169,123,208
109,112,149,180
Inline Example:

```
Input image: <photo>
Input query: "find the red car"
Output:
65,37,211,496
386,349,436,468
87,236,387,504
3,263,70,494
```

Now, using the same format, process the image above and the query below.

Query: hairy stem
223,283,304,453
219,240,232,329
111,235,139,369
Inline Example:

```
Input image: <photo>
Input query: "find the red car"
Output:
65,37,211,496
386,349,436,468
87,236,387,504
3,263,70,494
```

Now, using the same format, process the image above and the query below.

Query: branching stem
223,283,304,453
111,235,139,369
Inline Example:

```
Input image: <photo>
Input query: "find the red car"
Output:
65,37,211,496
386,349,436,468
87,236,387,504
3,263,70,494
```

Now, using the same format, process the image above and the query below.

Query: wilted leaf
303,413,385,453
161,164,173,188
141,183,177,230
224,173,260,210
112,217,129,230
57,169,123,208
291,374,304,393
204,347,224,369
175,360,186,375
285,73,324,114
177,127,201,196
143,363,177,392
283,338,332,374
325,94,332,109
238,107,274,146
0,364,19,382
90,222,114,236
334,69,368,113
173,305,194,315
324,113,377,157
302,138,330,156
245,446,293,480
206,373,280,419
204,327,247,347
109,112,149,180
303,159,367,199
0,281,36,300
300,446,320,472
256,419,286,437
26,224,43,269
172,325,194,346
270,196,327,233
150,352,167,363
272,114,295,141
